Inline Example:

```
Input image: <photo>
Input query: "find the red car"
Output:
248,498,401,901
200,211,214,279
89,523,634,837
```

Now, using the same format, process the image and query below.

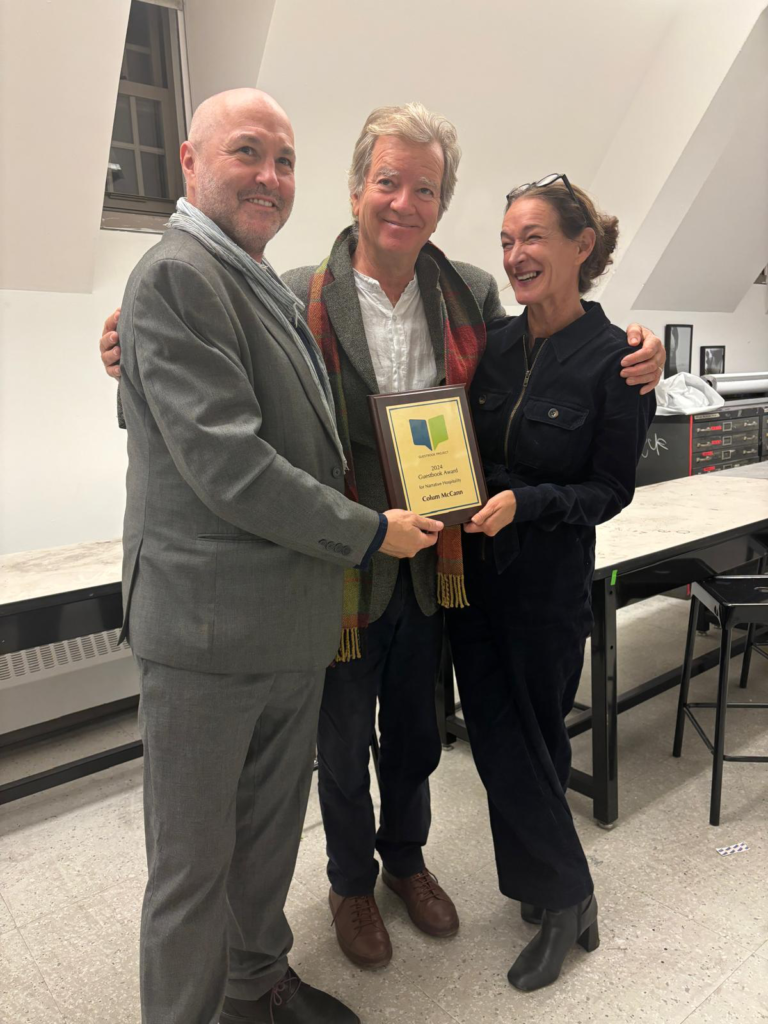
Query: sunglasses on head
505,173,588,223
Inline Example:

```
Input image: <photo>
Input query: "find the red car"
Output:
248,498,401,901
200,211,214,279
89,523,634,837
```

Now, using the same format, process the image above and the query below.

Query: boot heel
578,919,599,953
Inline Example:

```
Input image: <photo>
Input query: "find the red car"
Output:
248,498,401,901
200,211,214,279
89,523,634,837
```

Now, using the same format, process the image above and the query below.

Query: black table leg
590,576,619,826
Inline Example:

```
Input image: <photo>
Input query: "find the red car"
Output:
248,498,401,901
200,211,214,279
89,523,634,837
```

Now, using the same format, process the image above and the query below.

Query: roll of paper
708,377,768,395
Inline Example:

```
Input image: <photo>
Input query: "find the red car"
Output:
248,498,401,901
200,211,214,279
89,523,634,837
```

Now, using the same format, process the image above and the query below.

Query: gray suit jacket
118,229,381,674
283,236,504,622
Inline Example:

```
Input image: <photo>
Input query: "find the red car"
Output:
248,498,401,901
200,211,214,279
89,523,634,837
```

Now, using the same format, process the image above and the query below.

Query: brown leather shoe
382,868,460,937
328,888,392,969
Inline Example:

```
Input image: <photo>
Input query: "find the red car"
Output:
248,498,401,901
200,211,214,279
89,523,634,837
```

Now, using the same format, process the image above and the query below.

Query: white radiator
0,629,131,688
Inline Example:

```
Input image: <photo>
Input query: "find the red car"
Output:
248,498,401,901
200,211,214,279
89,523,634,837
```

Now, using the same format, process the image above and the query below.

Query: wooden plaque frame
368,385,488,526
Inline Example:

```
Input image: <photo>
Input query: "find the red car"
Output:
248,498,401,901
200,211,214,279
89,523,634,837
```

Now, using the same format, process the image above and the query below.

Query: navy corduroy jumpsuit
447,301,656,910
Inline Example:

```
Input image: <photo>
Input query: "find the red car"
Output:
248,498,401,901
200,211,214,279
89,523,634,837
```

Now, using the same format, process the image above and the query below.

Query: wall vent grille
0,630,130,684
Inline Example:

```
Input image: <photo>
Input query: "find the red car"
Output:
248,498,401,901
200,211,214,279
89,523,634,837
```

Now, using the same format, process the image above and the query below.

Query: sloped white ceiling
633,15,768,312
1,0,766,306
0,0,131,293
257,0,690,278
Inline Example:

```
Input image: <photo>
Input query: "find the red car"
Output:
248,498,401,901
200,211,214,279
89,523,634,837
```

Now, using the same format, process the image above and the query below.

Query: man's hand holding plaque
369,385,488,527
380,509,444,557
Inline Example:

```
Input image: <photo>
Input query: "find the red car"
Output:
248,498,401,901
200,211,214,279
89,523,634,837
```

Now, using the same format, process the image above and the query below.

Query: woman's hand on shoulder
464,491,517,536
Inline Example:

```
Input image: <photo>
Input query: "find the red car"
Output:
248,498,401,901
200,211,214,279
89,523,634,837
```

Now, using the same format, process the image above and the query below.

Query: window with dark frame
103,0,188,227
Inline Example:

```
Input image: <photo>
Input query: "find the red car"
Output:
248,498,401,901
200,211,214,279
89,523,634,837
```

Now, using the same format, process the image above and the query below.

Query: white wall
616,285,768,377
0,230,154,555
0,228,153,731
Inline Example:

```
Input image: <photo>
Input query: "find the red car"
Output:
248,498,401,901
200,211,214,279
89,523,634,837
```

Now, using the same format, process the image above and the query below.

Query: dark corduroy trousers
317,563,444,896
447,532,594,911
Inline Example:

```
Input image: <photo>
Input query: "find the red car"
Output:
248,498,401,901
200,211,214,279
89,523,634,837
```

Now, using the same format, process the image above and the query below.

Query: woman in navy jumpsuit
447,176,656,992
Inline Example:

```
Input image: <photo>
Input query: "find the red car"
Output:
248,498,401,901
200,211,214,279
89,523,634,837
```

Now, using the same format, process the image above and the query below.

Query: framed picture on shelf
700,346,726,376
664,324,693,376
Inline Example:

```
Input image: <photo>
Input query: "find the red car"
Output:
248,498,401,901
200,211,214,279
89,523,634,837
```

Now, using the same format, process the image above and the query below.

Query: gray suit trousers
136,656,324,1024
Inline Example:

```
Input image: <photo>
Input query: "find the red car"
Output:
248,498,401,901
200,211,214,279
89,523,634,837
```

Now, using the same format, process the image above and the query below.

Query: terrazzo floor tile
0,928,65,1024
0,763,145,928
680,955,768,1023
574,772,768,951
376,873,529,1014
0,593,765,1024
402,875,753,1024
0,893,16,935
17,876,144,1024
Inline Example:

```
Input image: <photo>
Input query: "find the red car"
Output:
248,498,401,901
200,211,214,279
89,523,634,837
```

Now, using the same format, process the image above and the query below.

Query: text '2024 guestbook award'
368,385,488,527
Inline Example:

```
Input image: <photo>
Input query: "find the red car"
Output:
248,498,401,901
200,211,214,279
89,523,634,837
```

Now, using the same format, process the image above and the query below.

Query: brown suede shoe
328,888,393,969
382,868,460,937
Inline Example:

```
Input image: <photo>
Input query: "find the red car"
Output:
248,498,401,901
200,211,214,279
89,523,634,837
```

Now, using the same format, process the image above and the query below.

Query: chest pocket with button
514,396,591,475
471,389,511,466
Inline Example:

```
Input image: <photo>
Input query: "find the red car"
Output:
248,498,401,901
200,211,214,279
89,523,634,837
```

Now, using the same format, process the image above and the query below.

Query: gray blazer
283,237,504,622
118,228,381,674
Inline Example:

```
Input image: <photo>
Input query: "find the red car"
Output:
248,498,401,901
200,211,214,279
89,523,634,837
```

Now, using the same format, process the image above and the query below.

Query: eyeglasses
505,173,588,222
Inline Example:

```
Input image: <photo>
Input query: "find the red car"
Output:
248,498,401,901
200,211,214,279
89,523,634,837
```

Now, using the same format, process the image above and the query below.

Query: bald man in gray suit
117,88,441,1024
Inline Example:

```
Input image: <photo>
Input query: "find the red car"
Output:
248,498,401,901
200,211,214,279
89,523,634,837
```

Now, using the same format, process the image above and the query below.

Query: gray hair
348,102,461,221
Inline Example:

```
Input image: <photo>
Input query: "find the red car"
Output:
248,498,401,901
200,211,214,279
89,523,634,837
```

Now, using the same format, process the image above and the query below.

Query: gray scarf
169,198,342,458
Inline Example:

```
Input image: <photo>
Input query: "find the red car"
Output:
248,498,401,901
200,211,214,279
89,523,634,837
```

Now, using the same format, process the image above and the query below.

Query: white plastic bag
654,372,725,416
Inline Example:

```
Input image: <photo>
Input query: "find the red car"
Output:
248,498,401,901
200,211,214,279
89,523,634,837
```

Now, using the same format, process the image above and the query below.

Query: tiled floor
1,595,766,1023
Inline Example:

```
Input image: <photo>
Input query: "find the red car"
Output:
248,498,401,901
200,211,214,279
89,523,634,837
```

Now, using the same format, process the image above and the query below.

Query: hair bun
584,212,619,290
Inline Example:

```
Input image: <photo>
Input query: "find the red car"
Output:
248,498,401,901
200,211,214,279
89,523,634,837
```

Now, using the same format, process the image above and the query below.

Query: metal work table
438,470,768,826
3,465,768,812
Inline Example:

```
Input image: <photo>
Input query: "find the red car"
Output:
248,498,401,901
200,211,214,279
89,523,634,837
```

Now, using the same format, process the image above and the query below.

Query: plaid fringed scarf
307,226,487,661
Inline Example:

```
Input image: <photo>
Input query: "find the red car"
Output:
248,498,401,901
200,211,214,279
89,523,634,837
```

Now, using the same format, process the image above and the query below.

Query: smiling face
181,91,295,261
351,136,443,266
501,196,593,307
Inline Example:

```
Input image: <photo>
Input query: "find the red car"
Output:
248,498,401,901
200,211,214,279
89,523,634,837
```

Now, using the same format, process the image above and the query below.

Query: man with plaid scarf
100,101,665,971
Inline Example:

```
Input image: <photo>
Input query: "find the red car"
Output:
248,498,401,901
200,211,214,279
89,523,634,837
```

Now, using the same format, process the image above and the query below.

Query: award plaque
368,385,488,526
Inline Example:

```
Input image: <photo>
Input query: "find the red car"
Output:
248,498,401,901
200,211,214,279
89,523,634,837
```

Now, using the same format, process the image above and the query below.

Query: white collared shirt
353,270,438,394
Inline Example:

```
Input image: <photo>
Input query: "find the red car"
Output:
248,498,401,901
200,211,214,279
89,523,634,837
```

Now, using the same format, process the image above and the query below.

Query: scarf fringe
336,627,362,662
437,572,470,610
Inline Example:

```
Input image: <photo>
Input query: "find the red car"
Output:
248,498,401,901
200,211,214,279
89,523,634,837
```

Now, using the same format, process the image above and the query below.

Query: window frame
102,0,190,232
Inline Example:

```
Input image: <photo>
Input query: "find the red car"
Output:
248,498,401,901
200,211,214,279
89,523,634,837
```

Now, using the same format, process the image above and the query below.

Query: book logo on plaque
410,415,448,452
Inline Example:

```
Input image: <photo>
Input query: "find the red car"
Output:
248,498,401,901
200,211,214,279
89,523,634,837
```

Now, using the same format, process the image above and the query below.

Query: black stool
673,576,768,826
